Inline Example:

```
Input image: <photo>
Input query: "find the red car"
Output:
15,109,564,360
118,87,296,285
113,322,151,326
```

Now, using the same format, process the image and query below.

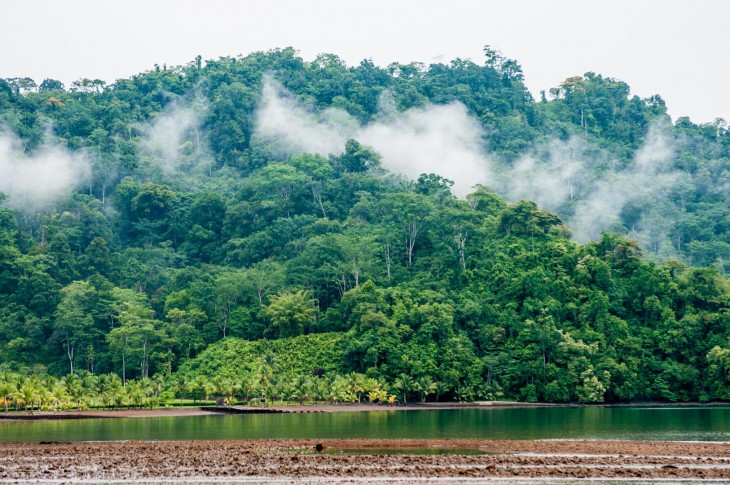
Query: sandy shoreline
0,439,728,481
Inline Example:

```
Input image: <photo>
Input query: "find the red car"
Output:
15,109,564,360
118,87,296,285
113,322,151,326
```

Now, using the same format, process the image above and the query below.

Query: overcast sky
1,0,728,124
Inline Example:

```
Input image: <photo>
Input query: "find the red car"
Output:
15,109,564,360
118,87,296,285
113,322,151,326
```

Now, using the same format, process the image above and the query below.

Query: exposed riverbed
1,439,728,482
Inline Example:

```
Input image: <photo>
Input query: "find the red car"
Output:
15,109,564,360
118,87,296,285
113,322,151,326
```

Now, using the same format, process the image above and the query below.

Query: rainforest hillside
0,47,728,403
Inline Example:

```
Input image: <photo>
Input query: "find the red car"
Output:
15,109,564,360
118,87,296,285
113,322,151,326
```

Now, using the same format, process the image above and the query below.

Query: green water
0,407,728,443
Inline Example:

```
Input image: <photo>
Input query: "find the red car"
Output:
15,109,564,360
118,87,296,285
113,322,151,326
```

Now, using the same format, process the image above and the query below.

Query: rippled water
1,406,728,443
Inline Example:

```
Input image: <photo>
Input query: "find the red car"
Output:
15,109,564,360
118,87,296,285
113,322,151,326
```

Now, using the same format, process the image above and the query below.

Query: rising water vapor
359,98,494,197
253,77,689,251
495,136,592,211
0,130,90,211
255,77,354,156
494,124,682,247
138,97,206,175
254,76,493,197
568,123,681,245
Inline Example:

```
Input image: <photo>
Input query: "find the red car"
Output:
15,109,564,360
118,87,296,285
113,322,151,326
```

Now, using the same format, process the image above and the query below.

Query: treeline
0,366,404,412
0,48,728,404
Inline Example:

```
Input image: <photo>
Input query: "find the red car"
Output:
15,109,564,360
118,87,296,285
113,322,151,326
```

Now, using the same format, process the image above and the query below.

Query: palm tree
329,375,349,404
211,376,235,403
151,374,166,397
262,351,276,369
313,377,328,404
15,383,40,412
189,375,213,405
38,388,55,410
51,384,70,410
81,373,100,395
256,363,274,405
363,377,382,398
97,374,110,395
225,377,237,404
144,375,164,408
304,376,318,405
279,380,298,405
173,375,187,405
455,383,474,402
238,376,257,404
112,384,126,409
0,378,14,412
414,376,437,403
287,376,309,405
434,381,450,402
79,374,100,409
139,378,155,401
126,380,145,408
346,373,366,403
393,373,414,404
63,374,86,409
101,374,124,409
368,388,386,403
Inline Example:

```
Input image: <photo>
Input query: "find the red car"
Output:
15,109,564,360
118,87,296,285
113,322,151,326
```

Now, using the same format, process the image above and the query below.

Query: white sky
1,0,728,124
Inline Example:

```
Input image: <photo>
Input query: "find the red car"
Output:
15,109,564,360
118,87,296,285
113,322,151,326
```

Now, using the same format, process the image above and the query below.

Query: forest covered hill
0,47,728,403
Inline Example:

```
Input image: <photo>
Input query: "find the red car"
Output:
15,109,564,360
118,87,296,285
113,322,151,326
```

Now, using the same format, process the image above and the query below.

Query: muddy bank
0,407,215,420
0,439,727,481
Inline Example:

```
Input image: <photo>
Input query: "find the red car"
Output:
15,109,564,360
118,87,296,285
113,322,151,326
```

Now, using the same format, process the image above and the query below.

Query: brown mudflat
0,439,728,481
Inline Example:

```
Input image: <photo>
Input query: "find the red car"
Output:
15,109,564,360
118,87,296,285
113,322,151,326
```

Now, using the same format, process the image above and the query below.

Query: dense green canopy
0,48,728,404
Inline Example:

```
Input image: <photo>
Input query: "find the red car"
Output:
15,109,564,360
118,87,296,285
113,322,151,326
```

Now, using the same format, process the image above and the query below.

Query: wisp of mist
0,130,90,211
137,97,206,175
255,76,494,197
253,76,687,251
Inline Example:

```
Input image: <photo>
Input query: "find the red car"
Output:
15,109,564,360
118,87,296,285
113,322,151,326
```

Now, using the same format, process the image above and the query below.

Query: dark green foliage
0,50,728,403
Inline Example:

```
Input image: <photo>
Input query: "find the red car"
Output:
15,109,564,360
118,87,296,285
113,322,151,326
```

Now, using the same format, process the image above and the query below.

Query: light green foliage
263,290,317,338
705,345,730,400
178,333,346,380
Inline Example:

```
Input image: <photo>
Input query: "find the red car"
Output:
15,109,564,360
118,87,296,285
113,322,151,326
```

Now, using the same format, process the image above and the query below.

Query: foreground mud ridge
0,439,728,481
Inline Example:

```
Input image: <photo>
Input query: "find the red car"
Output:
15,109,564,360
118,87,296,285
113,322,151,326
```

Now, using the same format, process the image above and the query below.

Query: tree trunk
66,336,74,375
405,220,421,267
351,259,360,287
141,339,148,379
383,242,392,280
312,184,327,219
455,232,467,271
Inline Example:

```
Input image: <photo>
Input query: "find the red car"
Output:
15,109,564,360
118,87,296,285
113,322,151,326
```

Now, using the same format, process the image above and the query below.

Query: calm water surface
1,407,728,443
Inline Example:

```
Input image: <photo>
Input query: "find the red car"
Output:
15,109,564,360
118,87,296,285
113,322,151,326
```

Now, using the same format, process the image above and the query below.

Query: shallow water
325,448,488,455
1,406,728,443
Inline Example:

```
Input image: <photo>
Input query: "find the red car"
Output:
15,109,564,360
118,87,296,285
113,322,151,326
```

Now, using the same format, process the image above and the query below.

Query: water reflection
1,407,728,443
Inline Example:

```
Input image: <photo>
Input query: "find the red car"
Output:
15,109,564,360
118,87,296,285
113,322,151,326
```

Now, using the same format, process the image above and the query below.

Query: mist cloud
254,76,493,196
255,77,354,156
566,123,680,244
138,98,205,174
252,77,690,253
359,99,493,197
495,136,591,211
0,130,90,210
